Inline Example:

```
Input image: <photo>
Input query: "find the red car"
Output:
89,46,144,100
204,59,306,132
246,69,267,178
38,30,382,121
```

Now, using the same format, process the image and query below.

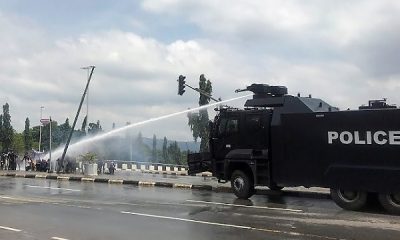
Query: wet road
0,177,399,240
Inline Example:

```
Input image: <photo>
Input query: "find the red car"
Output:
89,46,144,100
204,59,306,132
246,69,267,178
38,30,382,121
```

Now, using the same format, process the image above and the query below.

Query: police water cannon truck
188,84,400,214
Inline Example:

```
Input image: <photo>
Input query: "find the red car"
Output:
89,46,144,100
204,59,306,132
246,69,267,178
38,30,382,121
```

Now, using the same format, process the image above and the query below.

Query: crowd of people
0,151,50,172
55,157,77,174
1,151,116,175
26,158,50,172
0,151,18,170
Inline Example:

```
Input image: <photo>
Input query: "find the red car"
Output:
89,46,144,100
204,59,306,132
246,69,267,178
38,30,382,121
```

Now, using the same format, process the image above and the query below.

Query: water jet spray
48,94,252,161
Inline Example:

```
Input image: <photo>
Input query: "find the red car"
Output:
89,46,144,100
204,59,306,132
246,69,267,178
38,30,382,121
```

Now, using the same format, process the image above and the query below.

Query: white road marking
121,211,344,240
121,211,252,229
0,225,22,232
25,185,81,192
51,237,69,240
0,195,48,203
186,199,303,212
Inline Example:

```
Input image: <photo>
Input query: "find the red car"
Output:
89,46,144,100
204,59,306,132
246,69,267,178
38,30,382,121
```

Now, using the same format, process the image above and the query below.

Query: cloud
140,0,400,103
0,13,226,139
141,1,400,74
1,1,400,142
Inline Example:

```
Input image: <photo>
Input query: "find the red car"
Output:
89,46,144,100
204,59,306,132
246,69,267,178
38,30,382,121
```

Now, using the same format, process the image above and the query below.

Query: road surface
0,177,399,240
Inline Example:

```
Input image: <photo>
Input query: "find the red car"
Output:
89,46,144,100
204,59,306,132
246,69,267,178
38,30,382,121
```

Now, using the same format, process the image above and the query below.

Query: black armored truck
188,84,400,214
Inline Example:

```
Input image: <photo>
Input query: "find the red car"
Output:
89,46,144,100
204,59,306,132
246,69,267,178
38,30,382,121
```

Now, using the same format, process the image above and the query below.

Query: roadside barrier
74,160,214,177
102,161,195,176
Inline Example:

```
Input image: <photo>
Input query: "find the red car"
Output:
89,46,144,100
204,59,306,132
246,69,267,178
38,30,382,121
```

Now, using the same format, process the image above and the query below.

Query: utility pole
126,122,132,161
39,106,44,152
49,117,52,172
81,66,91,131
61,66,95,163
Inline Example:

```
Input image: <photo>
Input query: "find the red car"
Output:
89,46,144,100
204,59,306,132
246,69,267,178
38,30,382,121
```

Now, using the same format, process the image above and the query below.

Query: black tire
231,170,254,199
378,193,400,215
330,188,368,211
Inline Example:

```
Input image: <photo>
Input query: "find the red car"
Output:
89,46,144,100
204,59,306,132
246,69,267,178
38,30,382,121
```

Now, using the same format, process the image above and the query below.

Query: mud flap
187,152,212,175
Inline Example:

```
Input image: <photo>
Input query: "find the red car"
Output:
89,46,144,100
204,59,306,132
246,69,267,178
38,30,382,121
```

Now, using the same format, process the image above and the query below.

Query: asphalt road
0,177,399,240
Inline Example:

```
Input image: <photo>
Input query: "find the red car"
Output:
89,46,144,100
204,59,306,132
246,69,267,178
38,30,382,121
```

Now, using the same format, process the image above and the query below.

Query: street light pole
39,106,44,152
49,117,52,172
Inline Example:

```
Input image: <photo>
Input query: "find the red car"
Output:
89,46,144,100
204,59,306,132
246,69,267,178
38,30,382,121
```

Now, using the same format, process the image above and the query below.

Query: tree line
0,103,187,165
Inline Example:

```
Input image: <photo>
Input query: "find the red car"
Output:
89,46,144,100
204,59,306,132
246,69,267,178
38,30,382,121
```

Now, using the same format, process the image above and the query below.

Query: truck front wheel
378,193,400,215
231,170,254,199
330,188,367,211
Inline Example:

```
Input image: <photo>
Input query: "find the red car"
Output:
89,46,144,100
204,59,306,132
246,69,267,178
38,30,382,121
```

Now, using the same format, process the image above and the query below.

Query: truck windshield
218,118,239,136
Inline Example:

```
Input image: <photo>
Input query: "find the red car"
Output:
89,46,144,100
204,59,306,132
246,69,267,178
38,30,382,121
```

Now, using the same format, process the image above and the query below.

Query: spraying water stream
47,94,252,161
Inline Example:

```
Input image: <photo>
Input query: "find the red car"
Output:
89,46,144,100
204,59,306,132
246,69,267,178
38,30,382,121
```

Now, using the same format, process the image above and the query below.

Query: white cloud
0,14,226,139
1,1,400,142
141,0,400,100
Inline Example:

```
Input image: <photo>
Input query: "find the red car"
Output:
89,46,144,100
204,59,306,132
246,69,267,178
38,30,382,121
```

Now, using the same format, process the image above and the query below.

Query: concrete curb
94,178,109,183
69,176,82,181
109,179,123,184
57,176,70,181
46,175,58,180
192,184,213,191
173,183,192,189
0,172,330,200
155,182,174,188
122,180,139,185
81,177,95,182
138,181,155,187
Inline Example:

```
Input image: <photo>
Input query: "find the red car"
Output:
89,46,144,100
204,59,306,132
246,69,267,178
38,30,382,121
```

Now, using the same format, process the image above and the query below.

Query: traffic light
178,75,186,95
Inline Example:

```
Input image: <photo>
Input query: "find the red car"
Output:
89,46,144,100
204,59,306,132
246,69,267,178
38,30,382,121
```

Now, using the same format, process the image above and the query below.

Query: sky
1,0,400,141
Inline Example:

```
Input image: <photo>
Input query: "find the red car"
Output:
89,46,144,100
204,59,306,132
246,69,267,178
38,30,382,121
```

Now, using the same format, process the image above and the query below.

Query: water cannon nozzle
235,88,246,93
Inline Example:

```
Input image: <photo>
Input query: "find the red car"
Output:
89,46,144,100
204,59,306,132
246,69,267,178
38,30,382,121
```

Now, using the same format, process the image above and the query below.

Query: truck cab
189,107,274,198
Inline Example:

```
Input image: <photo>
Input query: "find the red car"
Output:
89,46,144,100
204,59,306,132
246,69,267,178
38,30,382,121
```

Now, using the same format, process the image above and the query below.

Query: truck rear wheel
231,170,254,199
330,188,367,211
378,193,400,215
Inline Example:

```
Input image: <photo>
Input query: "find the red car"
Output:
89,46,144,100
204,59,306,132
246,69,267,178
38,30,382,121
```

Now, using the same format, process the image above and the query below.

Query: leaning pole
60,66,95,163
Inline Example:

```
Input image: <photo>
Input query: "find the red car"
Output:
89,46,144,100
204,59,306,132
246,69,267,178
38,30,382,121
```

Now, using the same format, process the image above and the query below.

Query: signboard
40,118,51,125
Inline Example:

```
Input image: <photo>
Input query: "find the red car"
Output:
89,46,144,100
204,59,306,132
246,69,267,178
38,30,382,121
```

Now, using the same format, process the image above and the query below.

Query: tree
12,132,24,154
162,137,168,163
136,132,143,146
167,141,182,165
40,120,58,151
2,103,14,151
152,134,157,162
58,118,71,144
80,152,97,164
23,117,32,151
132,132,150,162
81,115,87,134
31,125,40,150
188,74,212,152
88,120,102,135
